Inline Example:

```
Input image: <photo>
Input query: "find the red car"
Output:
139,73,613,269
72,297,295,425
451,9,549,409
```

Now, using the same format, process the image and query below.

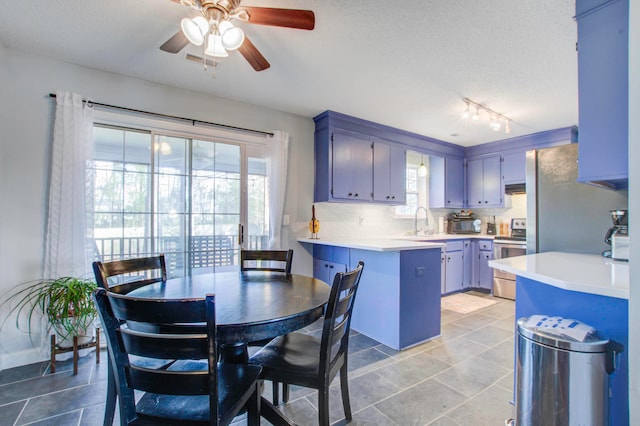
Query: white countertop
396,234,496,242
297,237,445,252
489,252,629,299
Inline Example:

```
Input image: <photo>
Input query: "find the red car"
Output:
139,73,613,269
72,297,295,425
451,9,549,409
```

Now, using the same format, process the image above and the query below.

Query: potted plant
1,276,98,347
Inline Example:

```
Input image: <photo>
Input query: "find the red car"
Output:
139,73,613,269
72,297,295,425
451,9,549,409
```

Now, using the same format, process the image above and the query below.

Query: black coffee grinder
603,209,628,258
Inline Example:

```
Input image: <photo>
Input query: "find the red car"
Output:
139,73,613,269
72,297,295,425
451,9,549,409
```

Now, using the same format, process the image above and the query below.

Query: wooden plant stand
50,328,100,375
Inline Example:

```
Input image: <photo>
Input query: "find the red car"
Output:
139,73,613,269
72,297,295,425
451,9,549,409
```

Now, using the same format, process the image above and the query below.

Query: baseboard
0,347,47,371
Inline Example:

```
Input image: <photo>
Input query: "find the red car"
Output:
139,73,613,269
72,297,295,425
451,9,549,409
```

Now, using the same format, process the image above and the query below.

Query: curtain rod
48,93,274,137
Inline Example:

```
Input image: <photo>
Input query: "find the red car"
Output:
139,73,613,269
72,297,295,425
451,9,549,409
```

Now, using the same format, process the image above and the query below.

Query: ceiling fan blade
238,36,270,71
160,30,190,53
241,7,315,30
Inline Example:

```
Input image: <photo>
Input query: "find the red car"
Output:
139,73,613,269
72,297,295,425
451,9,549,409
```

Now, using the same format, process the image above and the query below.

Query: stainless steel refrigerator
526,144,628,254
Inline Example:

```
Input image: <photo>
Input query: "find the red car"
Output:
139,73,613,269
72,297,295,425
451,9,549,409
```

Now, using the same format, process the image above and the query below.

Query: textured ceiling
0,0,578,146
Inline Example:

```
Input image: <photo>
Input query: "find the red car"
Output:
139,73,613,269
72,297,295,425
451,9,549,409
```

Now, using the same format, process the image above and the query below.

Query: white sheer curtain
43,91,94,278
265,131,289,249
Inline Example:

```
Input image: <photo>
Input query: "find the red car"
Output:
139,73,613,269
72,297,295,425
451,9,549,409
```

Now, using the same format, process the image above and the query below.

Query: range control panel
511,218,526,230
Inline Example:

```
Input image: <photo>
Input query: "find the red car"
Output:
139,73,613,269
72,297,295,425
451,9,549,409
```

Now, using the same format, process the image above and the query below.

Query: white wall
0,48,316,369
628,0,638,422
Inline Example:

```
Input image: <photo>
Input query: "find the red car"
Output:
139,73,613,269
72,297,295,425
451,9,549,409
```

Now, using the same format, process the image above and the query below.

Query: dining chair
239,249,294,403
92,254,167,294
249,261,365,426
92,255,170,426
93,288,262,426
240,249,294,274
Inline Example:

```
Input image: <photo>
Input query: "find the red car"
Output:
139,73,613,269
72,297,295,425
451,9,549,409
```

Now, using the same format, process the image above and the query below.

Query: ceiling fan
160,0,315,72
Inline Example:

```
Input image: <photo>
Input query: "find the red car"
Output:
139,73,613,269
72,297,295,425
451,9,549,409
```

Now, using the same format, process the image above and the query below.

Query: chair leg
247,382,261,426
283,383,290,403
272,381,279,405
50,335,56,374
103,361,117,426
73,336,79,375
318,384,330,426
339,364,352,421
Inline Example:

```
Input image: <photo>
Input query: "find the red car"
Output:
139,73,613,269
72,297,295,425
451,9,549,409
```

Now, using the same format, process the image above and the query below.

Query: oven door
493,242,527,279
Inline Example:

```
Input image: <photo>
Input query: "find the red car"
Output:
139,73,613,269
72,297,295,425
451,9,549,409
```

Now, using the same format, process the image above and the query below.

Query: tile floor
0,291,516,426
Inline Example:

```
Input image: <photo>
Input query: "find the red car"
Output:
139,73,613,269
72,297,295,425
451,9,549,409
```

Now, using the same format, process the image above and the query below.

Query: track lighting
462,98,512,134
462,102,470,119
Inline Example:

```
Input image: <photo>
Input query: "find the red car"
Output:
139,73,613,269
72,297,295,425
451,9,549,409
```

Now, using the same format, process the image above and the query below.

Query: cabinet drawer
478,240,493,251
446,241,464,252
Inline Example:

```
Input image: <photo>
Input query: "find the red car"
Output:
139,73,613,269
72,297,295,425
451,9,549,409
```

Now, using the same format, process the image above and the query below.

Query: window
89,119,268,278
394,167,419,216
394,150,427,217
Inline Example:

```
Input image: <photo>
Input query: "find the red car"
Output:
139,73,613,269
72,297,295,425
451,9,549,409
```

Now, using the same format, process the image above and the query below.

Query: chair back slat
240,249,293,274
93,255,167,294
329,316,350,347
120,328,207,360
108,291,206,323
129,366,210,395
320,261,364,370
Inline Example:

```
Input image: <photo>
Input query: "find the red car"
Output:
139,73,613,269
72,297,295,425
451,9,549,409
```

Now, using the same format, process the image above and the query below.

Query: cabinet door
483,156,503,206
502,152,526,184
429,156,446,208
478,251,494,290
388,144,406,203
445,250,464,293
313,258,346,285
332,131,373,201
373,142,406,203
466,158,484,206
440,248,446,294
576,0,628,185
445,157,465,208
462,240,473,288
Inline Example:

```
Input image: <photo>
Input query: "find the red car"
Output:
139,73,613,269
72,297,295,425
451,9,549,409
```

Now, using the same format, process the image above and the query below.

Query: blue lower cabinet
472,240,494,290
349,248,441,350
313,259,346,285
516,277,629,426
312,245,441,350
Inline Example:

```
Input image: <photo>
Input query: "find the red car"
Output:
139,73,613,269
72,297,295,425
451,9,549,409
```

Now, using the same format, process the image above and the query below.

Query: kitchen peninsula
489,252,629,426
298,237,444,350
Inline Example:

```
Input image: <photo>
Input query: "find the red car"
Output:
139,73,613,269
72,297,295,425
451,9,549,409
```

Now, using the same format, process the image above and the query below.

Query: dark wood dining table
127,270,331,425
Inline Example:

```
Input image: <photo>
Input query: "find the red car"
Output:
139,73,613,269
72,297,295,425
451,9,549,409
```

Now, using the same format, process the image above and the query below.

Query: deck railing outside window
93,234,268,277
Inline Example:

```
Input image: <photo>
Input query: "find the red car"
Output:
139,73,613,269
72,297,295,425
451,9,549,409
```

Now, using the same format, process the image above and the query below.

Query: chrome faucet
414,207,428,235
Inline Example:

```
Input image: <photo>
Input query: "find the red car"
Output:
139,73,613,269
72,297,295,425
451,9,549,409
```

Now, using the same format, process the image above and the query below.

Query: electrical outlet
282,214,290,225
416,267,425,278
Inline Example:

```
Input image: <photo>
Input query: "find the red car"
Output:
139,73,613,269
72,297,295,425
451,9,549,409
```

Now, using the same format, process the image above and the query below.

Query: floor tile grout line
2,379,103,413
12,398,28,426
18,408,83,426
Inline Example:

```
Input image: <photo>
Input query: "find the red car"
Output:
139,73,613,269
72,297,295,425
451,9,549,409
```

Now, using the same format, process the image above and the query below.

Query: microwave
447,219,480,234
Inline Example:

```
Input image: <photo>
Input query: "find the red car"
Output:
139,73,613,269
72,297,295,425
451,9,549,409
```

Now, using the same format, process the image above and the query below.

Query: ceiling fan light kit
205,33,229,57
181,16,209,46
163,0,315,73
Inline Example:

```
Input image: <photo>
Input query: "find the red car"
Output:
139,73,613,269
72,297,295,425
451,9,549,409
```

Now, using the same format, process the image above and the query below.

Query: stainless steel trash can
514,315,623,426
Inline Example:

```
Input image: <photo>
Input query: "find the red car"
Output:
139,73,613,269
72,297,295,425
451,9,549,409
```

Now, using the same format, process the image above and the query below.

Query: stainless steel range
492,218,527,300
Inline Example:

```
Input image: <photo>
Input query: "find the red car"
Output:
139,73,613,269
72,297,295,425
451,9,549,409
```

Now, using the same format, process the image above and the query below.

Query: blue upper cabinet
575,0,628,189
466,156,503,207
373,142,406,204
331,130,373,202
502,152,526,185
429,156,464,208
314,111,463,205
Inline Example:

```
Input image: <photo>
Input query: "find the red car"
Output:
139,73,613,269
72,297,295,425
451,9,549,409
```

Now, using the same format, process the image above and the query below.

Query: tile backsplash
294,193,527,240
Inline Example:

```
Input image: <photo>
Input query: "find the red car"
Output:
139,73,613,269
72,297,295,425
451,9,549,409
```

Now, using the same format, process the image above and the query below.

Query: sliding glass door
91,124,267,278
